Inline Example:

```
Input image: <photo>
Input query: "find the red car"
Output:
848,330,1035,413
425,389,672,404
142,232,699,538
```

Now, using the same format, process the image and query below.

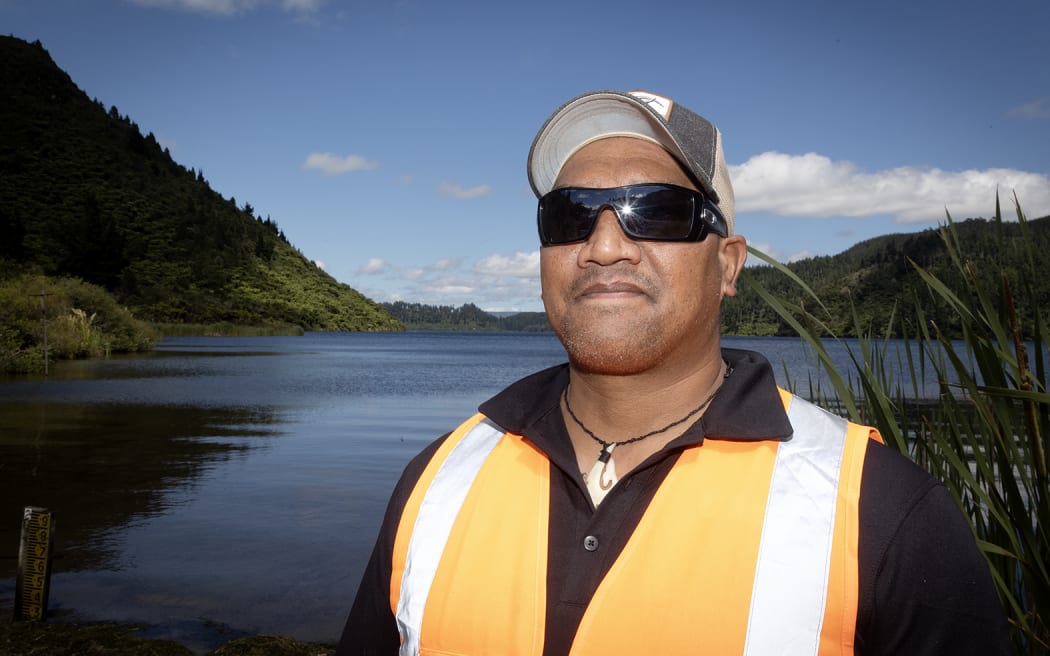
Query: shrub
0,273,157,373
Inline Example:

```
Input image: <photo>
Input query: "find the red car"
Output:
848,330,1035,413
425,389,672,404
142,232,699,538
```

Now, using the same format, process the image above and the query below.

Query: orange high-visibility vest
390,389,876,656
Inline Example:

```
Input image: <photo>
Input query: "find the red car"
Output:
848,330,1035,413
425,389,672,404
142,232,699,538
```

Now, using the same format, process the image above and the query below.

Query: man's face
540,137,746,377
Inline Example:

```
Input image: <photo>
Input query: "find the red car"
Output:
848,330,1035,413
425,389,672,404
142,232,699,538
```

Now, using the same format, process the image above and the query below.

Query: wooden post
14,507,55,621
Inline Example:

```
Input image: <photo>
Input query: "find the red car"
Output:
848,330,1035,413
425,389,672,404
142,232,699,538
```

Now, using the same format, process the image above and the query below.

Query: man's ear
719,235,748,297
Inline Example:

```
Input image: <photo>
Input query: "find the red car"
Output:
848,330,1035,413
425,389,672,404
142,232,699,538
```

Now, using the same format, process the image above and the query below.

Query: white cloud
433,284,474,294
357,258,387,274
744,241,774,261
429,258,462,271
437,181,494,199
303,152,380,176
313,260,325,270
732,152,1050,223
786,250,816,263
126,0,321,14
475,251,540,278
1007,98,1050,120
352,253,543,311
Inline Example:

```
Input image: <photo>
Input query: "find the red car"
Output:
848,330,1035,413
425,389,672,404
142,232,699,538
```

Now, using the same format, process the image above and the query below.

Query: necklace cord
563,362,730,452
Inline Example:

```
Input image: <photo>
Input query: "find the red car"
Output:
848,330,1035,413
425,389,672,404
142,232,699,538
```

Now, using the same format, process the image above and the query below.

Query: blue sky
4,0,1048,312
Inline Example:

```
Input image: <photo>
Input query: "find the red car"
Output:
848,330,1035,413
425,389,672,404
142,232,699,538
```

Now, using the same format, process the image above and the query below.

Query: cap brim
528,91,695,198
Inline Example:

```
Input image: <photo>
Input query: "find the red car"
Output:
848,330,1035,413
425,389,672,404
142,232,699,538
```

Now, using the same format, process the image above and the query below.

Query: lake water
0,331,946,651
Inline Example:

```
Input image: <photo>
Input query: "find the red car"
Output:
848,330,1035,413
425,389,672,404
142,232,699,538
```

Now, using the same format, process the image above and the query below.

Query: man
336,90,1010,655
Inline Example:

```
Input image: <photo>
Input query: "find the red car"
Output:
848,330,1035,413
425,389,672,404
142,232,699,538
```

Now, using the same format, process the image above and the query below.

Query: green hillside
726,214,1050,338
0,36,401,333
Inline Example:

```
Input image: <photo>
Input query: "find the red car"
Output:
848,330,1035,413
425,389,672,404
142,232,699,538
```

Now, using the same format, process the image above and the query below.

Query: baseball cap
527,90,735,234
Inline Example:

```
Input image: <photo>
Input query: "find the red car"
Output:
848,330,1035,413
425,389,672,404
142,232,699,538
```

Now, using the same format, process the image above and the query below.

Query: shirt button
583,535,599,551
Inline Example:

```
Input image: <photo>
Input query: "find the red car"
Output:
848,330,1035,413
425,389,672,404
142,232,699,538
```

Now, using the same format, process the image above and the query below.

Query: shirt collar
478,348,794,456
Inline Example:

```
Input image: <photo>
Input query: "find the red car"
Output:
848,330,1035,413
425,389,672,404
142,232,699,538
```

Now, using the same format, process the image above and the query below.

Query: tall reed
742,196,1048,652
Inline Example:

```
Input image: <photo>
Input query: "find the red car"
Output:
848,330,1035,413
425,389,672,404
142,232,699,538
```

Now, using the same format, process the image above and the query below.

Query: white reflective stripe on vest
744,395,849,656
396,418,504,656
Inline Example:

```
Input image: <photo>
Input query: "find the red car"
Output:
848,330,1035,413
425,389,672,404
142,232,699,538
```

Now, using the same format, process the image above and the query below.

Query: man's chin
559,331,662,377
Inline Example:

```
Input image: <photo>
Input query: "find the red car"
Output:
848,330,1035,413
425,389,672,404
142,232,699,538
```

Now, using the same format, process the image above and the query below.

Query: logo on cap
628,91,674,121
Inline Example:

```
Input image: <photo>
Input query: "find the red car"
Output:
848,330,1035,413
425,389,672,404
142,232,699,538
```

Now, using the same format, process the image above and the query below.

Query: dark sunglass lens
618,187,694,240
539,190,595,244
539,185,710,244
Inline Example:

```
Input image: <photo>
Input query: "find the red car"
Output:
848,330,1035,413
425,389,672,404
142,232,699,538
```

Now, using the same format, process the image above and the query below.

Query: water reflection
0,332,570,652
0,402,282,575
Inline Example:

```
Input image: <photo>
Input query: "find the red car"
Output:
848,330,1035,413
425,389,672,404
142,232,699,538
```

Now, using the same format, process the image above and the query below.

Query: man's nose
579,209,641,265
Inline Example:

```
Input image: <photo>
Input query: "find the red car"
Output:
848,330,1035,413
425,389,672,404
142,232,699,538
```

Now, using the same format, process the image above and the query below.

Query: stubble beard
554,302,670,376
546,267,665,375
552,286,724,377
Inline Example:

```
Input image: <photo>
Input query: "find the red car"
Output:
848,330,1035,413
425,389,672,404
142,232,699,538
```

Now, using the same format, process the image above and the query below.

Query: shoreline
0,618,336,655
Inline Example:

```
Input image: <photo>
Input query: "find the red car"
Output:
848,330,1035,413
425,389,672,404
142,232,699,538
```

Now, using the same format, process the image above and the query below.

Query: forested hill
727,213,1050,337
0,36,401,331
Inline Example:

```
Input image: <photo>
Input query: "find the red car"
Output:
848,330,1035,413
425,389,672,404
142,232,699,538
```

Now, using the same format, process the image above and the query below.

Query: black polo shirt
337,349,1010,655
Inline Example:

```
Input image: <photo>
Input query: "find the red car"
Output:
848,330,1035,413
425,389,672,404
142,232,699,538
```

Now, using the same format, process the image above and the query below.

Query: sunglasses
537,183,728,246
